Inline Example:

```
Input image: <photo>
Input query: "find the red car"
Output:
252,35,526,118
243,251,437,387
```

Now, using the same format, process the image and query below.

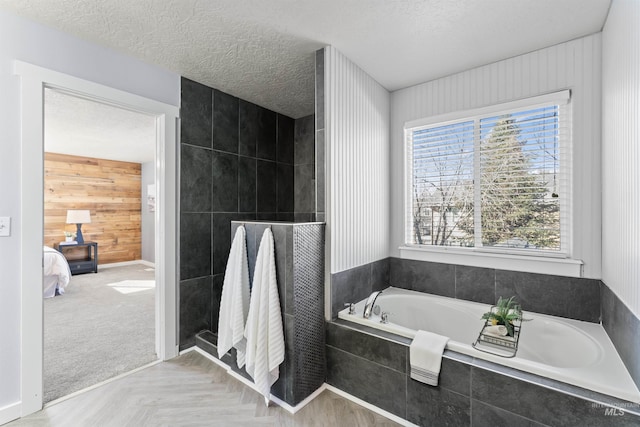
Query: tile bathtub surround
326,320,640,426
387,257,601,323
602,283,640,390
179,77,296,347
330,258,390,318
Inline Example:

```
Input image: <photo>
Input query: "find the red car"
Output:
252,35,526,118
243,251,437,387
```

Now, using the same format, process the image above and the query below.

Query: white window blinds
406,91,571,255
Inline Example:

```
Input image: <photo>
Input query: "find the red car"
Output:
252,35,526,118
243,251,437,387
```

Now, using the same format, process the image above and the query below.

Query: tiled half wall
331,257,601,322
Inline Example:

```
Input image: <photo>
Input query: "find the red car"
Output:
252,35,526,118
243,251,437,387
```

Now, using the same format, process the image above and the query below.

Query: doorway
17,62,179,417
42,88,158,403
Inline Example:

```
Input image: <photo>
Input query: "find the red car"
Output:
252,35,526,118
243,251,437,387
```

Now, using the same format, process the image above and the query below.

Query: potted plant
64,231,76,242
481,296,526,337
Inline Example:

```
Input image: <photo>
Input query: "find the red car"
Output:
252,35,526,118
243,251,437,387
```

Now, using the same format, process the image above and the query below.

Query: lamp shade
66,210,91,224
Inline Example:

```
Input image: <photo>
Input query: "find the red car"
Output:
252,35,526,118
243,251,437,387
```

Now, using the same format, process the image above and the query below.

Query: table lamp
66,210,91,244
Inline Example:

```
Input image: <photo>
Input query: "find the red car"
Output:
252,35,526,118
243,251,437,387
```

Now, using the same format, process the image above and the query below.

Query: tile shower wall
179,77,295,349
294,114,315,222
330,257,601,321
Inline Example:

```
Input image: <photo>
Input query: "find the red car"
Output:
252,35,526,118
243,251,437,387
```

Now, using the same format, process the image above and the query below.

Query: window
405,91,571,256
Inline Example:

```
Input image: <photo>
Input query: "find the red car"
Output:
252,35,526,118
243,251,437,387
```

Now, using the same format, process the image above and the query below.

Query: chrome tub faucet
363,290,382,319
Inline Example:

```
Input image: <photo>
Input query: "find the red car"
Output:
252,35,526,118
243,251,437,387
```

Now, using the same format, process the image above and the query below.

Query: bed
43,246,72,298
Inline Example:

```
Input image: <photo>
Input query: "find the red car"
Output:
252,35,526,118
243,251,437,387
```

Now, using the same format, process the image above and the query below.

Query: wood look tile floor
9,350,402,427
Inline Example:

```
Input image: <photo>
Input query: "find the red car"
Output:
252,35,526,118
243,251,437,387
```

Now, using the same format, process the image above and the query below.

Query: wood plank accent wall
44,152,142,265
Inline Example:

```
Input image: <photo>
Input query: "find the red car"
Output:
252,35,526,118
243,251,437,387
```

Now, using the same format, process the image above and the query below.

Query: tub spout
363,291,382,319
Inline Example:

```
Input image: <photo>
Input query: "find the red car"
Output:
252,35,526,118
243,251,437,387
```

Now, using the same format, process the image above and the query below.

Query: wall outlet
0,217,10,236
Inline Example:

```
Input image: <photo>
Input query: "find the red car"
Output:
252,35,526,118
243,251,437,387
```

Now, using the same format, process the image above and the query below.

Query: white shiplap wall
389,34,603,278
325,46,390,273
602,0,640,316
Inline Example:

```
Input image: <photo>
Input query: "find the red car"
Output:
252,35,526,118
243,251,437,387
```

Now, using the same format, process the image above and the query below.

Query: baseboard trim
324,384,417,427
99,260,155,269
188,346,411,423
0,402,21,426
191,347,324,414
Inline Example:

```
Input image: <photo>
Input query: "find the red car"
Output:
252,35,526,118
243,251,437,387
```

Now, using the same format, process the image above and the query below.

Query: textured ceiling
7,1,612,165
2,0,611,120
45,89,156,163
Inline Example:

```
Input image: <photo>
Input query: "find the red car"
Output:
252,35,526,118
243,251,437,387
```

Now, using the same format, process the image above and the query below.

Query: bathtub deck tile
471,400,549,427
326,322,407,373
407,378,470,427
326,345,407,418
471,365,640,427
439,357,472,397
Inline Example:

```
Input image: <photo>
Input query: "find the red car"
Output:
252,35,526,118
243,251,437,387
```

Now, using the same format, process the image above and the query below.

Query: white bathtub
338,287,640,403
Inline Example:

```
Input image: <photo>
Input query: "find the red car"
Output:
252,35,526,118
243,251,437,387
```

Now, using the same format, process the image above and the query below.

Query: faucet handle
344,302,356,315
380,311,393,324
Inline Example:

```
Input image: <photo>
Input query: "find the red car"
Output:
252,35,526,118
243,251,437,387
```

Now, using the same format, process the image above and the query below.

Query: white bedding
43,246,71,298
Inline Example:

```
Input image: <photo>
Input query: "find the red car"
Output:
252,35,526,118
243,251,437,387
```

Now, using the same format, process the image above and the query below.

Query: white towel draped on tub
217,225,250,367
410,330,450,386
244,227,285,404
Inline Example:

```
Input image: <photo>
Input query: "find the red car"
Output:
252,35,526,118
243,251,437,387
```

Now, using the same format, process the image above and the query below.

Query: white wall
390,34,603,278
602,0,640,316
0,10,179,412
325,47,390,273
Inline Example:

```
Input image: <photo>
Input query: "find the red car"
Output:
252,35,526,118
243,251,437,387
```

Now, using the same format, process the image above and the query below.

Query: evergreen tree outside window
405,91,571,255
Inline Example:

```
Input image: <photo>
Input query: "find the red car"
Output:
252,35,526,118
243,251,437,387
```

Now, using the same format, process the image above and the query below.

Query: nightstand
55,241,98,275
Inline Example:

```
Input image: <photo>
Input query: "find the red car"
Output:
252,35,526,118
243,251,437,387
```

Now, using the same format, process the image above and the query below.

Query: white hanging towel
217,225,250,368
244,227,285,404
410,330,450,386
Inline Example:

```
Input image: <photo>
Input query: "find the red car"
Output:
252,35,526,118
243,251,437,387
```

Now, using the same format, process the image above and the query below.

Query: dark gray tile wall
326,321,640,426
212,221,325,407
294,114,315,216
602,283,640,391
386,257,601,322
179,77,296,349
330,258,390,318
179,276,213,349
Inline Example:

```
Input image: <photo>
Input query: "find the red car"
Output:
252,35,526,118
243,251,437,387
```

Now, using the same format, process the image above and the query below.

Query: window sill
398,246,583,277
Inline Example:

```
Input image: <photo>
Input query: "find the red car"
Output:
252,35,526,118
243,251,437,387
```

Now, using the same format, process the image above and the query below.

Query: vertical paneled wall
602,0,640,316
389,34,603,278
179,77,295,349
324,46,391,274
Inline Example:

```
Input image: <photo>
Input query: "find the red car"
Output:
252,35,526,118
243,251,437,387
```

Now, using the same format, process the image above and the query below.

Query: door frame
16,61,179,416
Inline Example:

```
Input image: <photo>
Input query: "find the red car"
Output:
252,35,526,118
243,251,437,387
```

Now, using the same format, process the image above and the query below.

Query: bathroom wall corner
601,282,640,390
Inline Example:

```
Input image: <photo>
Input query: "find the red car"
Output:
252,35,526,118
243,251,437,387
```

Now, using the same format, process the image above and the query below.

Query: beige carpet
44,263,156,403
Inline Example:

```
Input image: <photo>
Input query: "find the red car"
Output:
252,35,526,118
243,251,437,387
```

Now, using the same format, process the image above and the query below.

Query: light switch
0,217,10,236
